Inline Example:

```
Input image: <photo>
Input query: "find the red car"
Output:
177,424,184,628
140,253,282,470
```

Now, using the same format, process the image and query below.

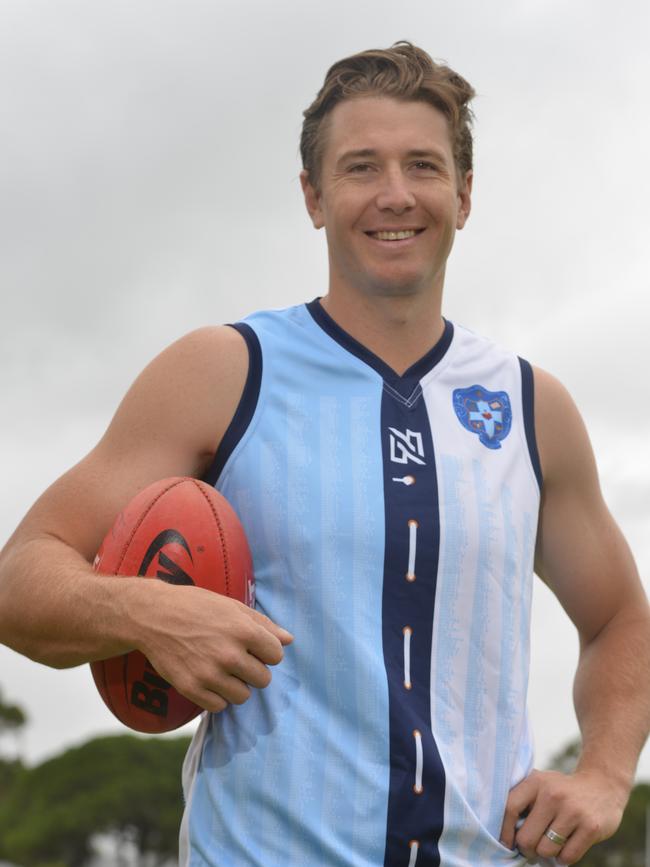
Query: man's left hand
500,768,627,865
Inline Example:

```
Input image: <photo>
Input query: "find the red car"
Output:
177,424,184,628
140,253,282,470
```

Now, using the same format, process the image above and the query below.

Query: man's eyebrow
335,147,450,166
335,148,377,166
407,149,449,162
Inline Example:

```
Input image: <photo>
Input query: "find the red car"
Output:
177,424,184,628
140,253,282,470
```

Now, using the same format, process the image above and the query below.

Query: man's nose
375,168,416,213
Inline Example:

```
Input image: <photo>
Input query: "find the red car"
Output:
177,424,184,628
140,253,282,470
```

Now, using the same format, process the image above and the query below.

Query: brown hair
301,41,475,191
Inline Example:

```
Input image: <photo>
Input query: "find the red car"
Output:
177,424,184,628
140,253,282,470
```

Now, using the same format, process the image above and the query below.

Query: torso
181,301,543,867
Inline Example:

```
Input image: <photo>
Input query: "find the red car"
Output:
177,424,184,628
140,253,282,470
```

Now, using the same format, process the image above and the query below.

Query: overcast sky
1,0,649,778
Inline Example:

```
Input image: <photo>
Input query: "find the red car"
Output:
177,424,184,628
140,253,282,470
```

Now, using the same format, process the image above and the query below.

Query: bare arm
501,368,650,864
0,325,292,711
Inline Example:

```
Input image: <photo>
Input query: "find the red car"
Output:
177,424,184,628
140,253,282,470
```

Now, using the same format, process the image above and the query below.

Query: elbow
0,598,84,671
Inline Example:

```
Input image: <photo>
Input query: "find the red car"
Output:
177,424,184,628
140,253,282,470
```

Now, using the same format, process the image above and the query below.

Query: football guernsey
180,300,548,867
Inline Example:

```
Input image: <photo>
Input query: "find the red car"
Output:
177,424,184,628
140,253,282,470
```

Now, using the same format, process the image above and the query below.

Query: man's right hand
139,583,293,712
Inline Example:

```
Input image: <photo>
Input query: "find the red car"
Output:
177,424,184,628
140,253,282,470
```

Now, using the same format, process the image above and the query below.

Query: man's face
301,96,472,301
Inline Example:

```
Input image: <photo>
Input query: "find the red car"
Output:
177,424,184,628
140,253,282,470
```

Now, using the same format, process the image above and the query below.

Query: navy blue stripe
203,323,262,487
518,357,543,491
380,389,444,866
306,298,453,400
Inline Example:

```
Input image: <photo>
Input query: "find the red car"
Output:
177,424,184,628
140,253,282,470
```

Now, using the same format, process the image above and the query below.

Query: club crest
452,385,512,449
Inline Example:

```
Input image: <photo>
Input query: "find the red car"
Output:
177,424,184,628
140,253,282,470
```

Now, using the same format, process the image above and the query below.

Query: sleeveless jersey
180,301,545,867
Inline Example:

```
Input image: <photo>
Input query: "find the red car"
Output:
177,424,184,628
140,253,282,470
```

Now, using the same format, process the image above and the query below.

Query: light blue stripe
349,396,390,858
517,510,537,775
434,453,468,852
464,458,495,810
464,457,497,864
188,306,392,864
283,387,327,863
318,394,346,836
435,454,467,744
487,484,519,836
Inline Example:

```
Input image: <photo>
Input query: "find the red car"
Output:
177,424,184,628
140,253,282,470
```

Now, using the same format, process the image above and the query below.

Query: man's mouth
366,229,424,241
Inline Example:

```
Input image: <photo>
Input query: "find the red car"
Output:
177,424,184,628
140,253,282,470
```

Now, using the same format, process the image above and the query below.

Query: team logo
389,428,426,465
452,385,512,450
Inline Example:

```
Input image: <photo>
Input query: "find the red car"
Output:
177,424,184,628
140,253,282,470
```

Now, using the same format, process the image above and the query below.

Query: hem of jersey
518,358,543,492
305,298,454,397
178,712,211,867
202,323,263,487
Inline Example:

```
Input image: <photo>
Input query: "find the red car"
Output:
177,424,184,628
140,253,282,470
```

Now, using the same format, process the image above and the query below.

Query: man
0,42,648,867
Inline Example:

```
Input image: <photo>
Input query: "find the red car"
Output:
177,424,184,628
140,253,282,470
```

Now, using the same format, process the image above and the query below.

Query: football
90,476,254,733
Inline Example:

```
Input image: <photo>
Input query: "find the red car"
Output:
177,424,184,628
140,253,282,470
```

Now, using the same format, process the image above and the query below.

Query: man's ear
300,170,325,230
456,170,473,230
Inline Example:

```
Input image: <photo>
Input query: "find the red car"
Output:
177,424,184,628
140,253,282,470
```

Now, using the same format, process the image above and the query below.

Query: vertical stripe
381,388,445,866
486,483,520,837
403,627,413,690
204,322,263,485
319,395,345,834
408,840,420,867
430,453,474,859
463,458,495,814
518,358,542,491
349,396,390,862
284,388,323,866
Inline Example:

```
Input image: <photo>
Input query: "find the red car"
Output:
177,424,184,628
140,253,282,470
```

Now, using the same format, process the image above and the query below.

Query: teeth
373,230,417,241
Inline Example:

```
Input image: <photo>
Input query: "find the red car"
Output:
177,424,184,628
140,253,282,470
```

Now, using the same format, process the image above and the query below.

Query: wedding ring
545,828,567,846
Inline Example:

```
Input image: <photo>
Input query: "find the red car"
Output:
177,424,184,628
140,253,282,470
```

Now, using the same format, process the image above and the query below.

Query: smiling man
0,42,649,867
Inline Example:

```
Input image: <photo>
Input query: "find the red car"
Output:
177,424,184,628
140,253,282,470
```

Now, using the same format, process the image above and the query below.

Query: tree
0,686,26,794
0,733,191,867
0,686,27,758
0,691,27,735
547,736,580,774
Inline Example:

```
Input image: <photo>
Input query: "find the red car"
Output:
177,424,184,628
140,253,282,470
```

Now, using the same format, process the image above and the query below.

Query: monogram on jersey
388,428,426,465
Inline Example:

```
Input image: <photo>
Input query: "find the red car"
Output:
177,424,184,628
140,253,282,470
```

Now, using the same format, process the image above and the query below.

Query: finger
216,675,252,706
171,677,229,713
192,671,252,708
244,621,289,666
243,605,294,645
500,775,538,848
534,824,573,860
554,819,604,866
194,691,229,713
230,652,273,690
515,798,562,860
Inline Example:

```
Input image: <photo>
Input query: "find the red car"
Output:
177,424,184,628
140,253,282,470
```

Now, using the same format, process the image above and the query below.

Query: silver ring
545,828,567,846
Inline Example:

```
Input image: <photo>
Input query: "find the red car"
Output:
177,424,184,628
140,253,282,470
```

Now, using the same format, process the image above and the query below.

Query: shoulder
95,324,251,481
133,325,249,407
154,324,248,371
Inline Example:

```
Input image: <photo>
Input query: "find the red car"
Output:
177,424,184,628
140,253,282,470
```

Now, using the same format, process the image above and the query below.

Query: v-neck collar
306,298,454,399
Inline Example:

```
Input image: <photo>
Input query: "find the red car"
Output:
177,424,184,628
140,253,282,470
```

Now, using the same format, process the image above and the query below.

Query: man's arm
500,367,650,865
0,325,292,712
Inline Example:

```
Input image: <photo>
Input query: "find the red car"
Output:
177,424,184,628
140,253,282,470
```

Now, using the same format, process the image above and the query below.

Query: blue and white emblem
453,385,512,449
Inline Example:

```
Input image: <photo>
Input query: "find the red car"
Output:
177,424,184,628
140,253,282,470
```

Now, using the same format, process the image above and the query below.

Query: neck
320,289,445,375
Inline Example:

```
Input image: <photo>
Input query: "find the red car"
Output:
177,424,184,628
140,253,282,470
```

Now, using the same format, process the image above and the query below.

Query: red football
90,477,254,733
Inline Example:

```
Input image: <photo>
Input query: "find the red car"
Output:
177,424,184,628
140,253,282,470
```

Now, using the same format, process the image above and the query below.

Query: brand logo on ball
453,385,512,449
138,529,195,586
131,660,173,718
131,529,195,718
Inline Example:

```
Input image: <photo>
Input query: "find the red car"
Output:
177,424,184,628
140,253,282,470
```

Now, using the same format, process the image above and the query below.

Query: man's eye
349,164,372,173
414,161,437,171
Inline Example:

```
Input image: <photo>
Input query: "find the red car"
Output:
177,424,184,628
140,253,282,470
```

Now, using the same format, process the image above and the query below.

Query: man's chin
363,280,427,299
